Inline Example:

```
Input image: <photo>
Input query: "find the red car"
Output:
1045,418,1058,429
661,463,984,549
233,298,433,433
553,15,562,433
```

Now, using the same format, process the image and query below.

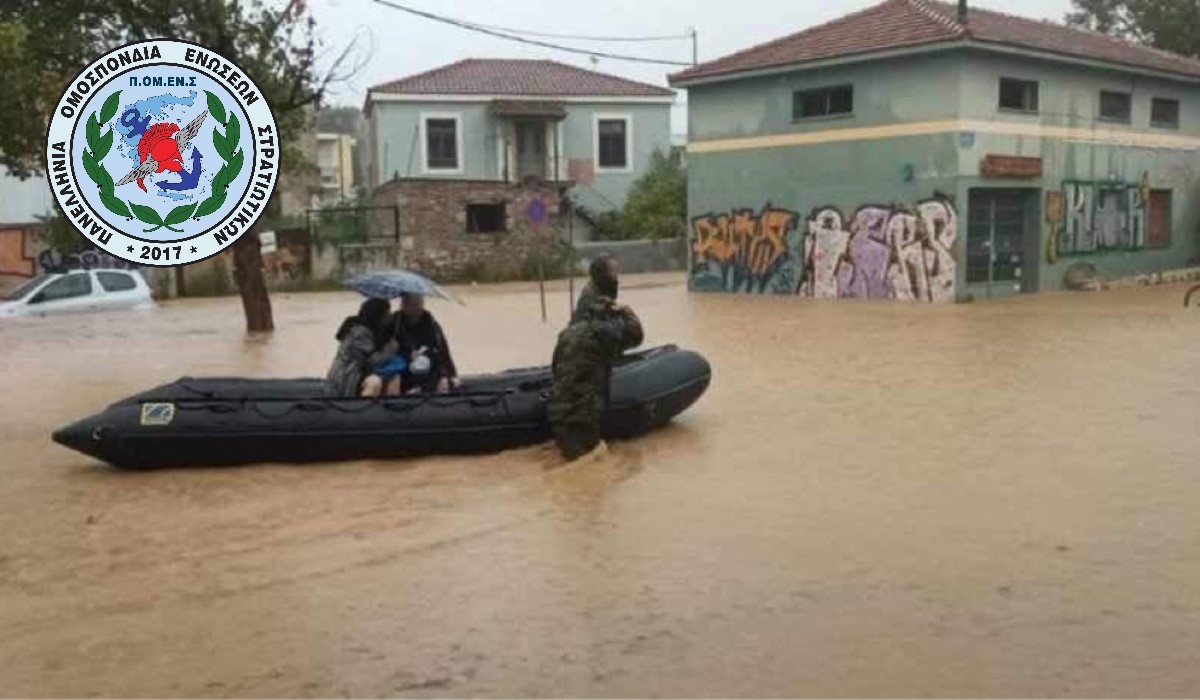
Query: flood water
1,274,1199,697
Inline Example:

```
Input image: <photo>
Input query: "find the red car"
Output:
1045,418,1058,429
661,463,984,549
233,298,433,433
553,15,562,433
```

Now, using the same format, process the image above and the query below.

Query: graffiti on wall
802,200,957,302
1058,179,1147,255
690,197,958,302
1045,190,1064,264
1051,173,1168,259
36,249,138,273
690,204,801,294
0,227,41,277
1,227,142,278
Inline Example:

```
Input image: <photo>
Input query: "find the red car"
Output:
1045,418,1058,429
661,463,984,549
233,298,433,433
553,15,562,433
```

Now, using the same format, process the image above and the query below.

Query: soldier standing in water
549,292,643,463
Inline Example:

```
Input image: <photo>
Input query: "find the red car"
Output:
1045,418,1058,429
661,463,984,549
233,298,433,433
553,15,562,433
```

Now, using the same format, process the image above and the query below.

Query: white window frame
420,112,464,175
593,113,633,173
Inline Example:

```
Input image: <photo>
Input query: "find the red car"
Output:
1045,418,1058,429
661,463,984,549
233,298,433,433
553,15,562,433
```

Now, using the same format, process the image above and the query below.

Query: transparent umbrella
343,269,464,305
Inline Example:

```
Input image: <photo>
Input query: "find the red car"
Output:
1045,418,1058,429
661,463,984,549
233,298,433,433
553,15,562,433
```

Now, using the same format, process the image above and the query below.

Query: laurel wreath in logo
80,89,244,233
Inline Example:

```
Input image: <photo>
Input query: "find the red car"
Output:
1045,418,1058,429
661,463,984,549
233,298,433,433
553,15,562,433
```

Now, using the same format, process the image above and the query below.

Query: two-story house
670,0,1200,301
363,59,674,280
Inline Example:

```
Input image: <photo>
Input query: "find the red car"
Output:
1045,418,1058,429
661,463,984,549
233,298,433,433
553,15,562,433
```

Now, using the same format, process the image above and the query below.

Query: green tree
620,148,687,240
1066,0,1200,56
0,1,111,178
36,210,88,255
0,0,357,332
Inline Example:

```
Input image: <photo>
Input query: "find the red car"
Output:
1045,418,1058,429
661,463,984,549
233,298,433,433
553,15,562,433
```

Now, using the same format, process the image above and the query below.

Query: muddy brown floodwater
1,274,1199,698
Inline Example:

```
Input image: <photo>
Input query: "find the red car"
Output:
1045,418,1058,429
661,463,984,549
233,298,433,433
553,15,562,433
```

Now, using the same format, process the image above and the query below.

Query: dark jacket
392,311,458,384
326,317,395,397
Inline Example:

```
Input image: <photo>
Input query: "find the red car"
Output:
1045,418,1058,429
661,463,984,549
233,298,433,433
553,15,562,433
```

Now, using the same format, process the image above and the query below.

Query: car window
97,271,137,292
34,273,93,302
3,274,54,300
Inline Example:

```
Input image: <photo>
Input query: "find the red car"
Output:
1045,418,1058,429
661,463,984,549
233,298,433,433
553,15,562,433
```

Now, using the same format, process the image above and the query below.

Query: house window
423,115,460,171
1146,190,1172,248
34,273,92,302
1099,91,1132,122
466,203,506,234
596,117,630,170
793,84,853,120
1151,98,1179,128
998,78,1039,112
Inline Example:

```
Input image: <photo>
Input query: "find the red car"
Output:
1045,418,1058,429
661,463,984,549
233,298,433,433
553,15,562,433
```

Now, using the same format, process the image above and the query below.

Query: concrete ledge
337,243,404,279
1095,266,1200,291
574,238,686,275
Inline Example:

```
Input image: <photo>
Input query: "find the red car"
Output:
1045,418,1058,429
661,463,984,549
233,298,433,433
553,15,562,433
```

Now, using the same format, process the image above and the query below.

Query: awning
489,100,568,120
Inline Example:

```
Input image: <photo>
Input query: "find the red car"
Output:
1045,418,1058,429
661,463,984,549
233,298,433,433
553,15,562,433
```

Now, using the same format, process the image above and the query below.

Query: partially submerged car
0,270,154,317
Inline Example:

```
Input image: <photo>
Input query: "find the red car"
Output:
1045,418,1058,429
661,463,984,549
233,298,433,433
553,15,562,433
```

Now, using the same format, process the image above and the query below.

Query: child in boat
327,298,401,397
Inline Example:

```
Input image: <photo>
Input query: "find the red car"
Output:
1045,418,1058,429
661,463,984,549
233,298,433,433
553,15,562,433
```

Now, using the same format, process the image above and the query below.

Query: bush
593,211,629,240
36,204,86,253
621,148,686,240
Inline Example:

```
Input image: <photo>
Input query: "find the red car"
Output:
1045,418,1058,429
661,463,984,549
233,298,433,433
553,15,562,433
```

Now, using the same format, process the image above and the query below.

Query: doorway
515,121,547,179
966,188,1039,296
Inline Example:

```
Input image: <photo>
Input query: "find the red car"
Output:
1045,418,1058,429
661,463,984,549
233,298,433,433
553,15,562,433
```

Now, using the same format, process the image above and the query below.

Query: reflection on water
1,275,1199,697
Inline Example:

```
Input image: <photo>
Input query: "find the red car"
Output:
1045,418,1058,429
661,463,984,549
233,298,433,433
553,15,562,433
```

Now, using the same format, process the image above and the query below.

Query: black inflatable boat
52,345,711,469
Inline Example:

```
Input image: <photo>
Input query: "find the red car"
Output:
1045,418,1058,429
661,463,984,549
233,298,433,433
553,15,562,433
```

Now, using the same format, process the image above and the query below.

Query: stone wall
368,178,566,282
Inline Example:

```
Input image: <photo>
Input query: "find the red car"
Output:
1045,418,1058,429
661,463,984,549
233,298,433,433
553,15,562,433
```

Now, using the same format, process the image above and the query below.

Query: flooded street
1,274,1199,697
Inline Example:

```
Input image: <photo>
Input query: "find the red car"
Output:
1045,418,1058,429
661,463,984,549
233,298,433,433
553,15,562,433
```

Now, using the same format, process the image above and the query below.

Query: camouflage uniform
549,300,644,461
571,280,603,324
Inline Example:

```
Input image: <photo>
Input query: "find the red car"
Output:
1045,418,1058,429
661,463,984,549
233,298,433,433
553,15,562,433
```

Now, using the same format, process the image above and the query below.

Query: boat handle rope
147,390,517,418
175,402,239,413
250,403,315,419
377,395,506,412
249,399,398,418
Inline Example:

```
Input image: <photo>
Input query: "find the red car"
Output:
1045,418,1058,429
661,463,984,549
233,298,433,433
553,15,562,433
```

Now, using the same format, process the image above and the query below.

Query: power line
464,23,692,43
369,0,693,67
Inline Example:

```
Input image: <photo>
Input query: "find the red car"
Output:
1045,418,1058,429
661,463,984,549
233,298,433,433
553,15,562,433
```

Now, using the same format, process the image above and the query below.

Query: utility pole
690,27,698,65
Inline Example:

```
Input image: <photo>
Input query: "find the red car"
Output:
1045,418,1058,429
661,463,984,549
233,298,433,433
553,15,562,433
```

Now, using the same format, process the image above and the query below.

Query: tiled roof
670,0,1200,84
369,59,674,98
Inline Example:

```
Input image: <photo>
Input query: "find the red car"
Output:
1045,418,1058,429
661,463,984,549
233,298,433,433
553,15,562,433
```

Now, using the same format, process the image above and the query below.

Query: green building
669,0,1200,300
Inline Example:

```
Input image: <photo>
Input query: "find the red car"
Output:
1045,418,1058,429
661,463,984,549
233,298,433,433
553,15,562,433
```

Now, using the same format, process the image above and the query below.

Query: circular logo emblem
45,40,279,267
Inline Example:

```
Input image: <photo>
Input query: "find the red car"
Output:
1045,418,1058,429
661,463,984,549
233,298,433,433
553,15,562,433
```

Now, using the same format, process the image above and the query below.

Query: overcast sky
309,0,1076,129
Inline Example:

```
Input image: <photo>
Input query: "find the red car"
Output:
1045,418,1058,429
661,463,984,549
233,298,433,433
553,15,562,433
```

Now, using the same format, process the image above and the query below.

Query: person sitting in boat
572,253,621,324
549,296,643,462
327,298,401,397
392,292,461,394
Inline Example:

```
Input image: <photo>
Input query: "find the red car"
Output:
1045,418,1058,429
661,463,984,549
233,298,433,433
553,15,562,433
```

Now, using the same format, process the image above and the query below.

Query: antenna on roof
958,0,968,24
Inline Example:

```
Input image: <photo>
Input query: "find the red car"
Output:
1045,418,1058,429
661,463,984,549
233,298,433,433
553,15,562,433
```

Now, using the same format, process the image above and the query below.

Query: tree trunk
232,229,274,333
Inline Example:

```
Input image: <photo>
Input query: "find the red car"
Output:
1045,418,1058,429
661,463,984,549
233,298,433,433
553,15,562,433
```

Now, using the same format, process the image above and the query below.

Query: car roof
41,269,139,277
